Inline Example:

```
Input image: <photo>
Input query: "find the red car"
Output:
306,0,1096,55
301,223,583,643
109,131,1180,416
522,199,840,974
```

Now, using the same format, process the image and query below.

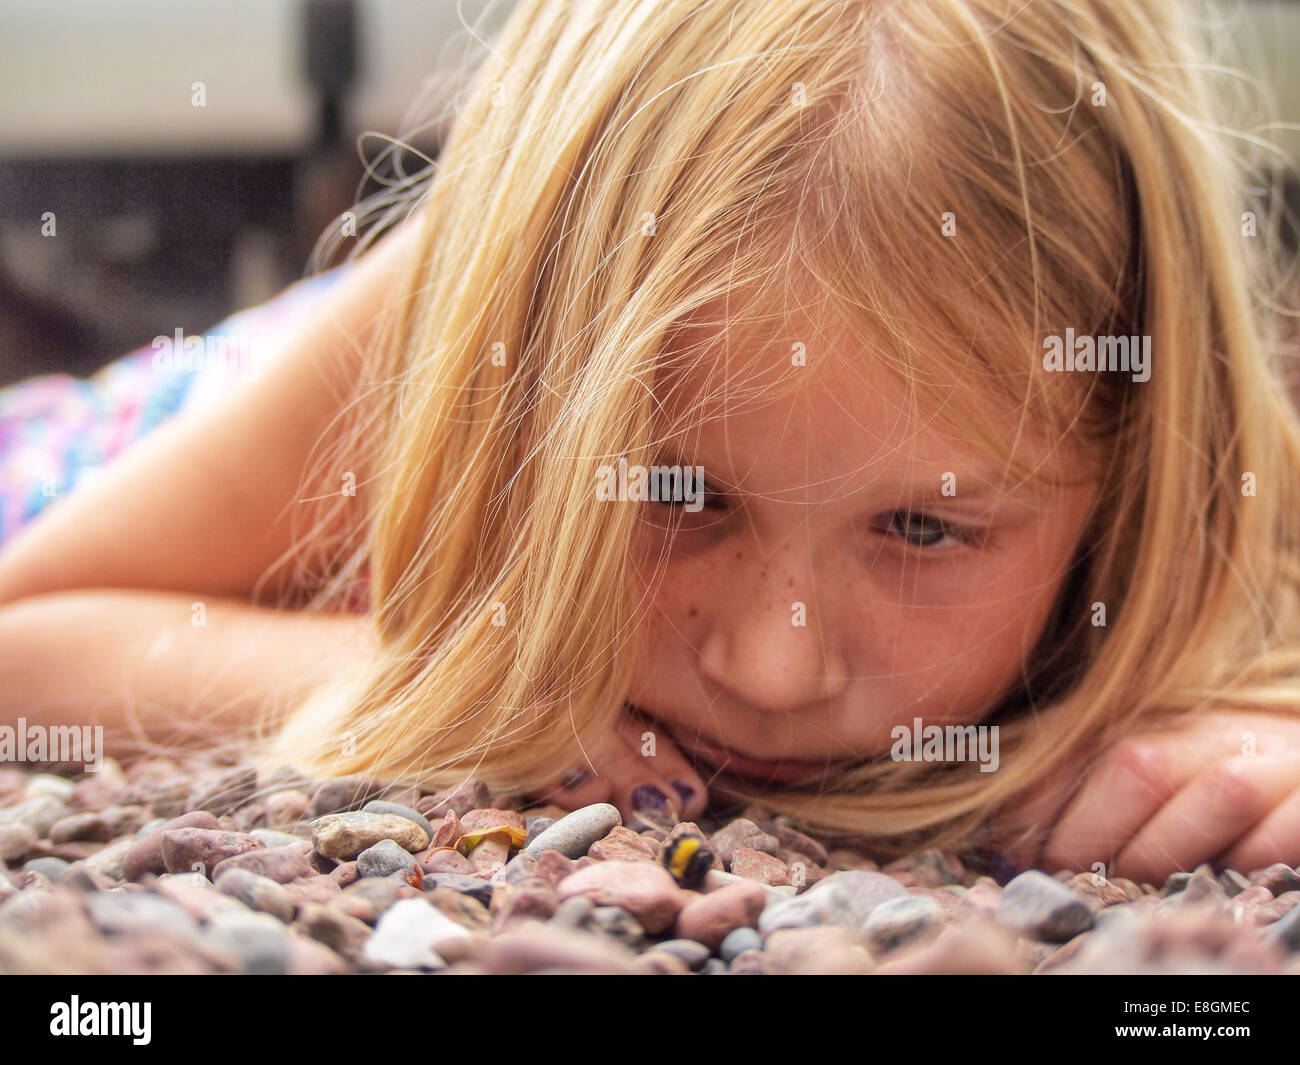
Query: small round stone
719,926,763,961
358,838,419,879
524,803,621,859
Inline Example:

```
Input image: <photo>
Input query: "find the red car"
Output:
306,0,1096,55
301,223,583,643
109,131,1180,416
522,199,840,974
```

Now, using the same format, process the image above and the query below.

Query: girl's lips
626,703,847,785
687,737,838,784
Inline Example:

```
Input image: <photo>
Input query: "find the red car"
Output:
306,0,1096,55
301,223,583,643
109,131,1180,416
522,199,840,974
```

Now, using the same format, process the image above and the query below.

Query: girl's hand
996,710,1300,884
529,707,710,826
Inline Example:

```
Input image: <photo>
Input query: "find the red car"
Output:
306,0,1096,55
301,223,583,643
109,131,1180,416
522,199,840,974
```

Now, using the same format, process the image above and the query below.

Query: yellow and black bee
660,826,716,890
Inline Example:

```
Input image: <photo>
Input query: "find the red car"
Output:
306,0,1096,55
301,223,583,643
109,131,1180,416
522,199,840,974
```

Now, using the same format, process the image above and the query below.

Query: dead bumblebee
659,826,715,890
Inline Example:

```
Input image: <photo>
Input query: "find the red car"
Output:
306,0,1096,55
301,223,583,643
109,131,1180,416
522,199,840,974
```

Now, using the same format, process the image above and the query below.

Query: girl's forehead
655,297,1094,498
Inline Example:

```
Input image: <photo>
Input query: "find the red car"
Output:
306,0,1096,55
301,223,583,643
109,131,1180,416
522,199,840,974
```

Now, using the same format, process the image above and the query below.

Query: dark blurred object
0,0,366,390
304,0,359,146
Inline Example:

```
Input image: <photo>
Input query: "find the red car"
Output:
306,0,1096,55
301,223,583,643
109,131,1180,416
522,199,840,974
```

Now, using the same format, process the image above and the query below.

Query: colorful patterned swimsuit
0,266,370,610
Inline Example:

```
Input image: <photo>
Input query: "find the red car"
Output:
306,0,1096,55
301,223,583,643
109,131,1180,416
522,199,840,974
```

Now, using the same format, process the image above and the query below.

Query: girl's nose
695,571,851,714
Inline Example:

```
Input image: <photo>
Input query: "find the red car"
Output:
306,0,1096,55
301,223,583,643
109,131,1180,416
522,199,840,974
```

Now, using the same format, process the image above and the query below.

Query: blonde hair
250,0,1300,857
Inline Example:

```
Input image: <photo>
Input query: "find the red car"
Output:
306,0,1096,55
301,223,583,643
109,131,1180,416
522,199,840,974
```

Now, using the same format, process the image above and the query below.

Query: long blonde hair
251,0,1300,856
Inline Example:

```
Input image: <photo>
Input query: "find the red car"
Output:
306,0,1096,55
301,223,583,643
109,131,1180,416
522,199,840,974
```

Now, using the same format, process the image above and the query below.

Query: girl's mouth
626,703,845,786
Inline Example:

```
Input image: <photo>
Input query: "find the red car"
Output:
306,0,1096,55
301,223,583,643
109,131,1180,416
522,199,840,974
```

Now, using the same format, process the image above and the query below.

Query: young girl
2,0,1300,888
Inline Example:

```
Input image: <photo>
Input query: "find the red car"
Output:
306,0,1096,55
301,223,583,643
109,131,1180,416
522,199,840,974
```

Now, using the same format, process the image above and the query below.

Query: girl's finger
1114,754,1300,883
1217,784,1300,872
612,711,709,823
1039,736,1190,875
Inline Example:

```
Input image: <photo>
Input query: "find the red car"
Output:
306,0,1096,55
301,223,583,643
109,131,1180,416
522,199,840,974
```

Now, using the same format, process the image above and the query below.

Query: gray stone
215,868,297,923
422,873,494,906
524,817,555,848
86,890,200,941
589,905,645,948
203,910,291,974
250,829,304,848
522,803,621,859
1267,902,1300,952
997,870,1095,941
22,857,70,880
654,938,711,970
862,894,944,954
719,926,763,961
758,870,908,935
700,957,730,975
358,838,419,879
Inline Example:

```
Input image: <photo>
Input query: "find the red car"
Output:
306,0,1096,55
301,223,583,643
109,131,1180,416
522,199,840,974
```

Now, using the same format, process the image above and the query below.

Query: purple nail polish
631,783,670,812
669,779,695,803
560,768,593,790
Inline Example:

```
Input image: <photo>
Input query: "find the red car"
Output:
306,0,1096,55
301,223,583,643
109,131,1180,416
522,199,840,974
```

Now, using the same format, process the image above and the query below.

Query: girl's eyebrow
655,445,1042,507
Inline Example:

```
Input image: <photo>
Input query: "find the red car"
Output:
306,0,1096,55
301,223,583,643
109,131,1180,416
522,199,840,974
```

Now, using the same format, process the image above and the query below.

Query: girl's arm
0,214,425,608
0,588,376,756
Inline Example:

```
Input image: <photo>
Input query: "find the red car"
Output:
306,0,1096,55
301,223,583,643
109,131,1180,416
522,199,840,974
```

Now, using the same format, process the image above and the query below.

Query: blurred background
0,0,1297,388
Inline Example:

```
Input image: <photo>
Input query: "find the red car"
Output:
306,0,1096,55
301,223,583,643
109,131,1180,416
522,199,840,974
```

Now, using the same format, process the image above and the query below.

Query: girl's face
626,297,1100,788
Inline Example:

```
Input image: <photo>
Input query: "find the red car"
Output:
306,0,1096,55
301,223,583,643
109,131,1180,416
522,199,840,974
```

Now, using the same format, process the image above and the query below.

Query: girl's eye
880,510,980,549
653,474,724,510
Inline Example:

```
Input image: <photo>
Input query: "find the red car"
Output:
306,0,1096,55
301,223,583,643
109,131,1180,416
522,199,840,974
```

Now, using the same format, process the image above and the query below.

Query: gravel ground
1,755,1299,975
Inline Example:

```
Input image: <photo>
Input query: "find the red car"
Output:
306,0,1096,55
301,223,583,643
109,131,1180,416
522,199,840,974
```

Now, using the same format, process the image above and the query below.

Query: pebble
160,828,265,877
48,812,113,844
304,777,386,819
719,926,764,961
862,893,945,954
1267,903,1300,952
4,762,1298,976
0,795,68,837
0,822,36,862
675,879,768,950
654,938,711,970
475,919,638,975
86,891,201,942
1252,863,1300,897
730,847,790,886
362,800,434,843
417,778,490,819
23,856,71,880
123,811,222,881
203,910,291,974
311,811,430,860
362,897,471,969
764,926,875,975
24,774,77,801
422,873,495,906
996,870,1095,942
358,838,420,879
523,803,622,860
589,905,646,948
589,825,658,862
557,859,689,934
759,870,908,934
215,868,297,923
709,819,781,867
189,767,259,817
212,843,314,884
524,817,554,848
294,902,374,960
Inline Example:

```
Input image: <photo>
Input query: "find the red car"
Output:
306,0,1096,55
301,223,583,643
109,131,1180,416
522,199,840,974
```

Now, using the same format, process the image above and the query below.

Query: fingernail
669,779,695,803
560,768,593,790
631,783,670,812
